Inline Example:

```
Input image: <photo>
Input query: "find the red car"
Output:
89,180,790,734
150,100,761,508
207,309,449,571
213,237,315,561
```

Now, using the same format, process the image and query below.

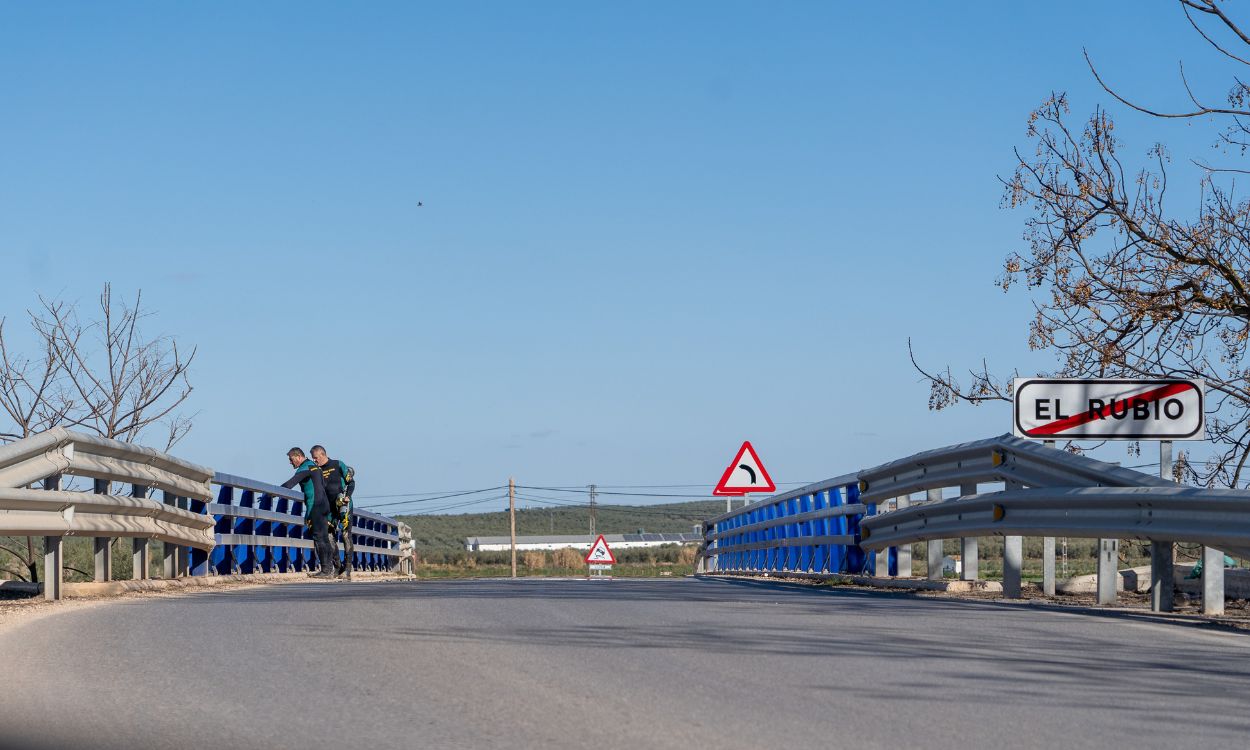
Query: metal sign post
1012,378,1206,612
585,535,616,580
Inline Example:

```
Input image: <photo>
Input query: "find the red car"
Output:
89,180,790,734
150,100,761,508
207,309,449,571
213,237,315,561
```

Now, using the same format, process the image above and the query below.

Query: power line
355,487,503,499
360,480,816,507
399,494,510,515
516,483,817,497
511,492,715,517
374,493,508,514
515,485,715,499
356,485,506,510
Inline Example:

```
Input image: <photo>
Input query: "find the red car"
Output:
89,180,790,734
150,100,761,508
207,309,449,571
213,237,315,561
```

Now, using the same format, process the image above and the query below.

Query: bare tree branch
915,5,1250,488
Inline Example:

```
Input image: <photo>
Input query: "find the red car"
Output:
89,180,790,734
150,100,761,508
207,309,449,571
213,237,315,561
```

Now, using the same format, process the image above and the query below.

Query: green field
395,499,724,556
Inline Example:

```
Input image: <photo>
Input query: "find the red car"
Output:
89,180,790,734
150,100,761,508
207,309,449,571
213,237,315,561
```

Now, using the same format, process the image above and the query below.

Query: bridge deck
1,578,1247,749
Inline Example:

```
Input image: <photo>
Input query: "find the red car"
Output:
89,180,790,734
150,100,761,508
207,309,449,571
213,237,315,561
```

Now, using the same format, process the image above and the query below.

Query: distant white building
465,533,701,552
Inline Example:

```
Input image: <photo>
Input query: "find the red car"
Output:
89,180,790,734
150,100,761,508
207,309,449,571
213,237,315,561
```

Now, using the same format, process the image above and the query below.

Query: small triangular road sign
584,534,616,564
713,441,776,496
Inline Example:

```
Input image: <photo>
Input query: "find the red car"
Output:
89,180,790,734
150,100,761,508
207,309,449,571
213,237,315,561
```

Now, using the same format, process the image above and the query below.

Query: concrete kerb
1057,565,1250,598
702,565,1250,599
695,572,1250,630
697,572,1003,594
1,571,412,599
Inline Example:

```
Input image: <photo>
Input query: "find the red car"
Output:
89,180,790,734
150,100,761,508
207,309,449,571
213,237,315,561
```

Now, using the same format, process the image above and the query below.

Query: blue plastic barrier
705,474,874,576
198,473,402,575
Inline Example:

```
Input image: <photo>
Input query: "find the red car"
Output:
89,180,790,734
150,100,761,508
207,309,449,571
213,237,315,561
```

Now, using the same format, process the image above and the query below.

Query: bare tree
0,301,77,443
0,284,196,582
913,1,1250,488
36,283,196,450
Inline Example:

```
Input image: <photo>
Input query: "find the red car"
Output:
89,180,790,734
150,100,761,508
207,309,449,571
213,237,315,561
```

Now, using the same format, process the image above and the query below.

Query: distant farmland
395,499,724,553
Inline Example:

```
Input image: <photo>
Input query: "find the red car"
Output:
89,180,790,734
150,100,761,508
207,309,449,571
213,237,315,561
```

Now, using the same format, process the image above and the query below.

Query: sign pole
509,477,516,579
1041,440,1057,597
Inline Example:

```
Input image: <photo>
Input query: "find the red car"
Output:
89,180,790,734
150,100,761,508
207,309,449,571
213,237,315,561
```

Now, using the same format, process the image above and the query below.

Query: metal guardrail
0,429,403,600
856,434,1173,505
700,433,1249,615
858,486,1250,559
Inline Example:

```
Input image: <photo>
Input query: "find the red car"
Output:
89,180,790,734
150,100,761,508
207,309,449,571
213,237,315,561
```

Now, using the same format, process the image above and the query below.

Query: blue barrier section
705,473,867,576
191,473,402,575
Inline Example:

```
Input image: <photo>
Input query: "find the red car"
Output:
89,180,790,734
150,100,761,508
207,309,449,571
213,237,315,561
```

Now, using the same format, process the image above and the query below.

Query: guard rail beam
859,486,1250,560
0,429,403,599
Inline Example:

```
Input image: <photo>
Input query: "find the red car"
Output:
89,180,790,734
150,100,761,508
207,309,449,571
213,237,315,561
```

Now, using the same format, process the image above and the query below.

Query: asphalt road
2,577,1248,750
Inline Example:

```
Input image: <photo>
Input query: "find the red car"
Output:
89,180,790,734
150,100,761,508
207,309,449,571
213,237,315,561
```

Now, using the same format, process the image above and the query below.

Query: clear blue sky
0,2,1229,513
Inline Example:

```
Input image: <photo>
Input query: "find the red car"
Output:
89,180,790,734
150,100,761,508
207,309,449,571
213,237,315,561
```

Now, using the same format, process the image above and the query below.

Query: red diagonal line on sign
1028,382,1194,436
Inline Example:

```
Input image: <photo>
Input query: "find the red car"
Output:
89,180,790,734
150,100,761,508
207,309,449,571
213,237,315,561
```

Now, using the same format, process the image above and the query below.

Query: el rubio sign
1013,378,1205,440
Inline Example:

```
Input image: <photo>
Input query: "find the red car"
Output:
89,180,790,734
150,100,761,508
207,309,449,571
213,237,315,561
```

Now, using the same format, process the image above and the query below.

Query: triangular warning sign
584,535,616,564
713,441,776,496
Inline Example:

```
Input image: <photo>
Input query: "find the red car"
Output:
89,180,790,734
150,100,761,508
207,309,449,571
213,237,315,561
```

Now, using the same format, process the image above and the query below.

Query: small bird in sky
417,201,424,207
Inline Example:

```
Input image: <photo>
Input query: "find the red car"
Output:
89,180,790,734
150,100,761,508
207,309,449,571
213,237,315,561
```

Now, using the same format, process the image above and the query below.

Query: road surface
1,577,1247,749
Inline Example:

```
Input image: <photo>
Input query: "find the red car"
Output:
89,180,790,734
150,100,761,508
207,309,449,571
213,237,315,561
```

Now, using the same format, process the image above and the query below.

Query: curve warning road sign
1012,378,1205,440
713,441,776,496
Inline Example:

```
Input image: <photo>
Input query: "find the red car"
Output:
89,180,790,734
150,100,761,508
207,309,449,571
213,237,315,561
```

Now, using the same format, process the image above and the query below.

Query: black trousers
329,513,354,571
310,505,336,571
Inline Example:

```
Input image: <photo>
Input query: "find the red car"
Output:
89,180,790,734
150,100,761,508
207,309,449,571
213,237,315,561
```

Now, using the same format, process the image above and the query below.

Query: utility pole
588,484,597,540
509,477,517,579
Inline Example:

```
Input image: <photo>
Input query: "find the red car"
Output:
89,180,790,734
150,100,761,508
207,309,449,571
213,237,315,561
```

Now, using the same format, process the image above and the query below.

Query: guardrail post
161,491,183,578
873,533,889,578
132,484,150,580
926,488,943,580
91,478,113,581
1202,546,1225,616
1002,536,1023,598
43,535,63,601
895,496,911,577
42,473,63,601
94,538,113,582
1096,538,1119,605
1150,542,1174,612
1002,482,1023,598
1150,441,1175,612
959,482,978,580
1042,536,1055,596
177,496,190,576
